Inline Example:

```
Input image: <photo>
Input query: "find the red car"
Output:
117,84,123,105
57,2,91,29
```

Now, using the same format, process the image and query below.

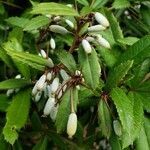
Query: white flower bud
75,70,81,76
6,89,14,97
43,82,48,98
46,58,54,68
34,91,42,102
50,38,56,50
46,72,52,81
88,25,106,32
66,4,73,7
94,12,109,27
67,113,77,138
47,85,52,97
97,35,111,49
76,85,80,90
65,19,74,28
62,83,67,92
32,85,38,96
49,25,69,35
53,16,61,22
43,97,55,116
36,74,46,90
86,36,95,42
51,77,59,93
50,104,59,121
82,39,92,54
60,69,70,80
40,49,47,58
15,74,21,79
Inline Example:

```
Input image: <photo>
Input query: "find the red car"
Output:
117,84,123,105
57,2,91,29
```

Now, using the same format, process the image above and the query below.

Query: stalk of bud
35,91,42,102
40,49,47,58
50,38,56,50
65,19,74,28
94,12,109,27
49,25,69,35
67,112,77,138
51,77,59,93
43,97,55,116
88,25,106,32
96,35,111,49
82,39,92,54
36,74,46,90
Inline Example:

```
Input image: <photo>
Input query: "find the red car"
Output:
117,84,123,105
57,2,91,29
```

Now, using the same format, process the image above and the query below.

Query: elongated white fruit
35,91,42,102
67,113,77,138
40,49,47,58
50,104,59,121
47,58,54,68
82,39,92,54
50,38,56,50
51,77,59,93
36,74,46,90
46,72,52,81
86,36,95,42
6,89,14,97
97,36,111,49
43,97,55,115
65,19,74,28
94,12,109,27
60,69,70,80
49,25,69,35
15,74,21,79
88,25,106,32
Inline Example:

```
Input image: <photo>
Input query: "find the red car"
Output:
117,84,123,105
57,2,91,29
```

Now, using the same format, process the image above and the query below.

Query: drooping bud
53,16,61,22
6,89,14,97
67,113,77,138
50,38,56,50
47,85,52,97
65,19,74,28
15,74,21,79
46,72,52,81
46,58,54,68
60,69,70,80
86,36,95,42
94,12,109,27
96,35,111,49
75,70,81,76
43,97,55,116
49,25,69,35
40,49,47,58
43,82,48,98
34,91,42,102
88,25,106,32
82,39,92,54
50,104,59,121
51,77,59,93
66,4,73,7
32,85,38,96
36,74,46,90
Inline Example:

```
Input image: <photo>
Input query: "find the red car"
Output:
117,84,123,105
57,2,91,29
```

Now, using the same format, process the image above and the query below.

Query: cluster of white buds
82,12,111,54
6,74,21,97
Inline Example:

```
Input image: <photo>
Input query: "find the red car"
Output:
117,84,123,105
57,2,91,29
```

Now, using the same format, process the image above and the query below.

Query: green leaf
78,48,100,89
0,134,9,150
119,35,150,65
77,0,89,6
97,47,117,67
0,94,11,112
141,4,150,27
117,37,139,46
3,90,31,144
104,9,123,42
0,79,31,90
91,0,109,9
112,0,130,9
5,17,29,28
32,136,48,150
144,117,150,146
135,126,149,150
57,51,76,74
23,16,49,31
31,2,79,16
110,88,133,148
105,60,133,90
98,99,112,138
55,90,70,133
